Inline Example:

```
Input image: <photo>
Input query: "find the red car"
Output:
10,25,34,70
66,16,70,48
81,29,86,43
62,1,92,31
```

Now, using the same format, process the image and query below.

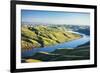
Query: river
22,31,90,57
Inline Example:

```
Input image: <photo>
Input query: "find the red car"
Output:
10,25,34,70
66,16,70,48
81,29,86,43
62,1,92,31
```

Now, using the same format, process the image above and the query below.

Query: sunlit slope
21,25,81,51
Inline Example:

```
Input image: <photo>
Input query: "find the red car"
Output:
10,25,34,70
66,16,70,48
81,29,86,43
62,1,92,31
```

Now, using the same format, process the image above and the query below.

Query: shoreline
36,31,83,49
21,31,89,57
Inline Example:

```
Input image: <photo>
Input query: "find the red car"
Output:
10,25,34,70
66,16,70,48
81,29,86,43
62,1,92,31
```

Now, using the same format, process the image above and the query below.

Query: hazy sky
21,10,90,25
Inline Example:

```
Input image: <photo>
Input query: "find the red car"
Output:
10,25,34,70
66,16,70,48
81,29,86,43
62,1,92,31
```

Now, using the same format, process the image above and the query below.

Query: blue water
22,32,90,57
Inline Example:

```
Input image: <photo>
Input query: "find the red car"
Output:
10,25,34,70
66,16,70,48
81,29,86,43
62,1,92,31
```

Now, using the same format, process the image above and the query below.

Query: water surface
22,32,90,57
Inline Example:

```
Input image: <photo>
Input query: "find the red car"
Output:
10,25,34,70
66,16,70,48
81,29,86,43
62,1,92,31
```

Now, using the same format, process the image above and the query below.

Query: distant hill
66,25,90,35
21,24,81,51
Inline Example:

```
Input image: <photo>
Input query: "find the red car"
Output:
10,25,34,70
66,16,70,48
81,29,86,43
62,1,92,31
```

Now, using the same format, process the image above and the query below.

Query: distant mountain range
22,22,89,26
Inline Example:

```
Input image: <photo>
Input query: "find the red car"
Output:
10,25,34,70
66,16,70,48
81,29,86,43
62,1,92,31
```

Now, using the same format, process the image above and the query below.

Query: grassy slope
21,25,81,51
22,45,90,63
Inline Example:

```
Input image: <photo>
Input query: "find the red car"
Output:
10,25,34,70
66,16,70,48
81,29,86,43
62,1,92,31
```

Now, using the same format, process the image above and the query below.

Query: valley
21,24,90,63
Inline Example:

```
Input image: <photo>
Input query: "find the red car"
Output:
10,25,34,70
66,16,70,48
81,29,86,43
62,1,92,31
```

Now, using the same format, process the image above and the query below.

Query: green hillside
21,25,81,51
22,45,90,63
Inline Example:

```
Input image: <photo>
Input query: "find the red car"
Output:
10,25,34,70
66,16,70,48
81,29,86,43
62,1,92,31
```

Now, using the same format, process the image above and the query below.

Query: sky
21,10,90,25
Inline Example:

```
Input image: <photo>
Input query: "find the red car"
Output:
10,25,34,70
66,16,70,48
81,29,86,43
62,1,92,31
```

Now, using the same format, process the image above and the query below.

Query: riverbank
21,25,81,52
22,43,90,63
21,31,89,58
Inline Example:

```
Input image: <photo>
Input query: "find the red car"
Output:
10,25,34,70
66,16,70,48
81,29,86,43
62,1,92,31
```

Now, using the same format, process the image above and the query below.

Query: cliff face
21,25,81,51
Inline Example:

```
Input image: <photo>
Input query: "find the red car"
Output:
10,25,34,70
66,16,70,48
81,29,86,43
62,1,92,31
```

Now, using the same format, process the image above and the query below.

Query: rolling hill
22,45,90,63
21,25,81,51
